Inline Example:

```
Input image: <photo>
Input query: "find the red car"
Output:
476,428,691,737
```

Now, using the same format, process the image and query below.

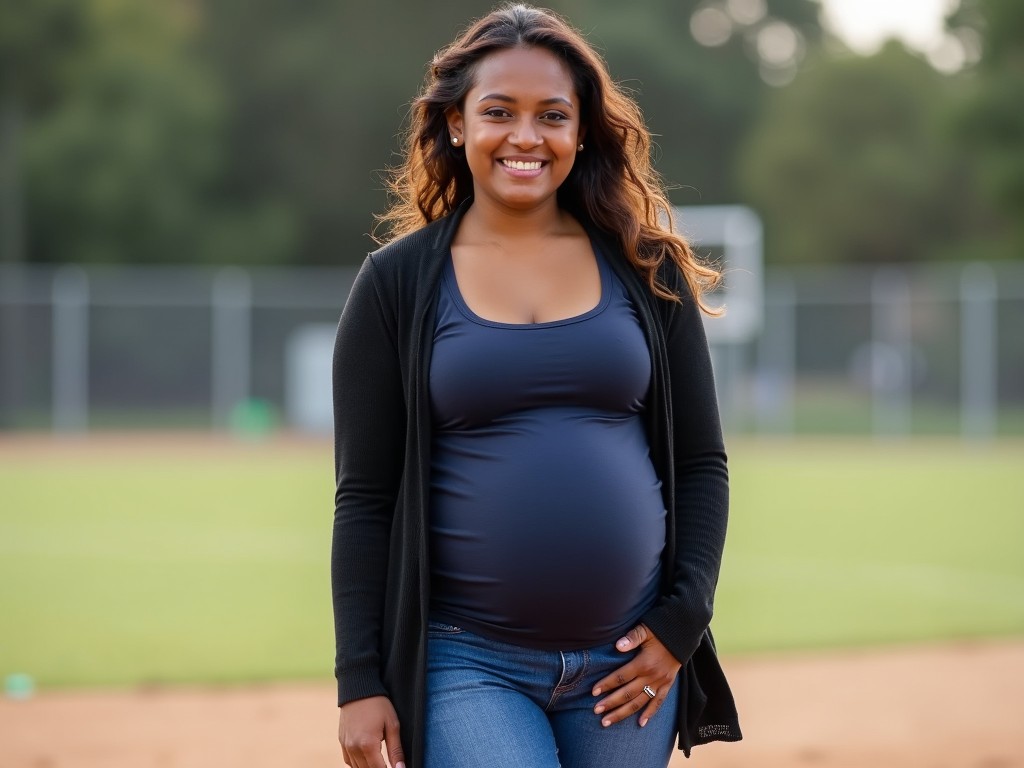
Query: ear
445,105,464,143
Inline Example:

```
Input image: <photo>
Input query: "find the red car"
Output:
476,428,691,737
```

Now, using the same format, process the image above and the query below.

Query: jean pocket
427,620,465,635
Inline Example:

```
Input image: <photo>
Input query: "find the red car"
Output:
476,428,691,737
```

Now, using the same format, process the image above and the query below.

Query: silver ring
643,685,656,699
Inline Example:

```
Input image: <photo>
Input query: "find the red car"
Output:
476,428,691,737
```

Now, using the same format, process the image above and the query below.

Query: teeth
503,160,543,170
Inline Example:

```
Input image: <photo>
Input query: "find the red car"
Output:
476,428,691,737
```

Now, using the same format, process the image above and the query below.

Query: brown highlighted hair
376,3,722,311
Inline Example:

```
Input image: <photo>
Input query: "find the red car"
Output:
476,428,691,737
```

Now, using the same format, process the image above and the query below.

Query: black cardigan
331,201,741,766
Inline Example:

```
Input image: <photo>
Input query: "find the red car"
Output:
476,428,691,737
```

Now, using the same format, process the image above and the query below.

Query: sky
818,0,958,54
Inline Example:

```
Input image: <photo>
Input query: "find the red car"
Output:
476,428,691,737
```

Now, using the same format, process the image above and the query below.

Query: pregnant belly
429,414,665,647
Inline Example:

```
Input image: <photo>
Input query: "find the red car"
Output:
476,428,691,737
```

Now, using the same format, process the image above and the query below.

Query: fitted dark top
428,243,666,648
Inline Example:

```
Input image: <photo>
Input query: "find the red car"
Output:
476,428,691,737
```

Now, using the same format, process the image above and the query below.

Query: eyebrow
476,93,575,108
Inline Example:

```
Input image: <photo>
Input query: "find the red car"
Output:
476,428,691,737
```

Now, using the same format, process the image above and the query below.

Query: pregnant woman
330,5,741,767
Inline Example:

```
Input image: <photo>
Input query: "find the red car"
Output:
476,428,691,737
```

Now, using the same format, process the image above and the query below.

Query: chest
429,254,652,430
449,234,600,325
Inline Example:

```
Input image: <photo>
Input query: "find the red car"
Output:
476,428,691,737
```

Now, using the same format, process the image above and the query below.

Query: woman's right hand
338,696,405,768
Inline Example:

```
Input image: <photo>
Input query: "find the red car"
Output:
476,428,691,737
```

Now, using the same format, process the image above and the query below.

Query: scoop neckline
443,238,612,330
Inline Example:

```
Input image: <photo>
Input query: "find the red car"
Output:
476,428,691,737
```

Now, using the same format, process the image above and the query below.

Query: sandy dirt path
2,640,1022,768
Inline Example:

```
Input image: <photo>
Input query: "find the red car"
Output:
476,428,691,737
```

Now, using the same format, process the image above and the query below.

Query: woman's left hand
592,623,681,728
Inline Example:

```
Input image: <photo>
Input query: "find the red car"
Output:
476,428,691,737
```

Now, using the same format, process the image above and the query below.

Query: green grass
0,444,333,689
714,438,1024,654
1,437,1022,689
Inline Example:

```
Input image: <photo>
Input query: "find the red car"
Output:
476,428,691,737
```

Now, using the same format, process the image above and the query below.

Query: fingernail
397,763,406,768
594,705,604,714
592,687,601,696
602,718,611,727
639,718,648,728
616,638,629,649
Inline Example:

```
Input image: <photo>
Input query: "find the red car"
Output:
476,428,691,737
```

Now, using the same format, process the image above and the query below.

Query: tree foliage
740,0,1024,264
738,43,969,263
21,0,292,265
947,0,1024,257
10,0,1020,267
0,0,89,105
14,0,823,266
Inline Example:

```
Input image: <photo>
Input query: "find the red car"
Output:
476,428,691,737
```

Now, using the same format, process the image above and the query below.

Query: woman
331,5,741,767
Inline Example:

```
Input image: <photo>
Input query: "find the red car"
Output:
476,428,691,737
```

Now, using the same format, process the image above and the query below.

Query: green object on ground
5,673,35,699
229,399,277,437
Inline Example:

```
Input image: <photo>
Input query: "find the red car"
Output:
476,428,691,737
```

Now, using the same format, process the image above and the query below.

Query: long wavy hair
376,3,722,311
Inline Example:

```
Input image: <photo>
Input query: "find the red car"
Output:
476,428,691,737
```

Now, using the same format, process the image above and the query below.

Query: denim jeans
425,621,679,768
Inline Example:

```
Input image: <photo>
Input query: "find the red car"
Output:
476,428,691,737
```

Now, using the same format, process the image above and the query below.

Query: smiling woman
331,5,740,768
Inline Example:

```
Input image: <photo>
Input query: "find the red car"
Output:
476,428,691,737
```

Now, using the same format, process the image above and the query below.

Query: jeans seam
547,649,590,710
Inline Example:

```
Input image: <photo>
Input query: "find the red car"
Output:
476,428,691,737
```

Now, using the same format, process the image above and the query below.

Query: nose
510,120,543,148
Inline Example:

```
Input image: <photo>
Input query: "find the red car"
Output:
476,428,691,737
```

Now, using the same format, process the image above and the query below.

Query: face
447,46,585,214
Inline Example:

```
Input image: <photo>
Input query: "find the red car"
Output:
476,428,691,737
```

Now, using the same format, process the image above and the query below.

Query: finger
614,623,650,653
342,738,387,768
384,716,406,768
591,658,641,697
595,682,650,727
593,675,643,714
596,670,678,722
638,684,671,728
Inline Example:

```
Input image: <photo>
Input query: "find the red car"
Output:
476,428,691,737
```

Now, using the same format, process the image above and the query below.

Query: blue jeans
425,621,679,768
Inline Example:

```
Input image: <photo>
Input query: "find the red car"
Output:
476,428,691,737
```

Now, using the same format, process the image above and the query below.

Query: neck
460,196,573,243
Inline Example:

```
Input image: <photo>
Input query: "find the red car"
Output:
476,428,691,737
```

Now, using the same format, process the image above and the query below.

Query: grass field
1,435,1022,690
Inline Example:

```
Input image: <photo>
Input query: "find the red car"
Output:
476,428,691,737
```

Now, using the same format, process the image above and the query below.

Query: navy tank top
427,242,665,649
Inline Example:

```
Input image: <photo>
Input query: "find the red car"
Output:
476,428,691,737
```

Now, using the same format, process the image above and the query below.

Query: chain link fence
1,260,1022,438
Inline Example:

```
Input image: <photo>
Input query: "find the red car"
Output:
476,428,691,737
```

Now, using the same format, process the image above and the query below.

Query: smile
500,159,545,171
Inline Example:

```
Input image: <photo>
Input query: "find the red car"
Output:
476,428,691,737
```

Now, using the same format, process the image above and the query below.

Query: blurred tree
737,43,969,263
0,0,89,427
1,0,89,265
947,0,1024,259
6,1,829,270
590,0,822,206
197,0,497,267
22,0,292,265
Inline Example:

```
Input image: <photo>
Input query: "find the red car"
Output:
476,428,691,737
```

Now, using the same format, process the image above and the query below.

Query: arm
593,267,728,726
332,256,408,767
638,266,729,667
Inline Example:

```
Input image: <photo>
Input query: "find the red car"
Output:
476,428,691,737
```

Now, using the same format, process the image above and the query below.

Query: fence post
0,98,26,429
211,268,252,429
960,263,997,441
871,269,912,439
755,274,795,435
52,266,89,433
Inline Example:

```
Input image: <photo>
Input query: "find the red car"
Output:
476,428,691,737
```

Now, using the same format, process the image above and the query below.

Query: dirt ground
2,640,1022,768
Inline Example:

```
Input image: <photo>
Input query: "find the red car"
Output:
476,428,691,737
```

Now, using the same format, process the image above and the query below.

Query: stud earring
451,136,460,145
578,143,584,151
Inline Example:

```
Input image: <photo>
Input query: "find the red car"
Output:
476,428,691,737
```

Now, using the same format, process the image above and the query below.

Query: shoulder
350,211,461,328
588,222,692,304
367,219,443,275
655,260,696,304
361,213,460,303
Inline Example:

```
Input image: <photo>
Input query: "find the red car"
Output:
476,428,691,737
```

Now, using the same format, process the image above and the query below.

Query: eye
482,108,512,118
541,111,569,122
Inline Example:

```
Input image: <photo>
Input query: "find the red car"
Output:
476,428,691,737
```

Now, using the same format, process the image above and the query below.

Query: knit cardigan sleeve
331,254,406,706
639,265,730,668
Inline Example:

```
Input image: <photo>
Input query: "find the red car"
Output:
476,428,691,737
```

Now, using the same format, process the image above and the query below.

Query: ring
643,685,656,699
